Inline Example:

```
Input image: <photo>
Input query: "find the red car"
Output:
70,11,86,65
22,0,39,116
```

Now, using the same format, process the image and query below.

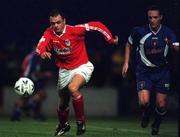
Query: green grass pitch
0,116,178,137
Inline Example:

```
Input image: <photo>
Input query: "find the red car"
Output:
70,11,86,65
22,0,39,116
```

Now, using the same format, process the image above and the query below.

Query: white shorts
57,61,94,90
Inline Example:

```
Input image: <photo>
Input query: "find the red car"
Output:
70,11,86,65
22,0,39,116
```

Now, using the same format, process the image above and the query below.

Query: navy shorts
136,65,170,94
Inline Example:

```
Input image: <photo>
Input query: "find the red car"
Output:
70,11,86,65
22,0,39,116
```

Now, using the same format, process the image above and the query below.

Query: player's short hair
147,5,162,15
49,9,65,19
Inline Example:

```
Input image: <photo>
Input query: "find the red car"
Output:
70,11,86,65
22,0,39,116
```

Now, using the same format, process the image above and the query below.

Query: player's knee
33,91,47,102
15,99,23,108
68,84,78,94
157,100,166,108
59,105,69,111
39,91,47,100
138,92,150,106
59,102,69,111
139,99,149,107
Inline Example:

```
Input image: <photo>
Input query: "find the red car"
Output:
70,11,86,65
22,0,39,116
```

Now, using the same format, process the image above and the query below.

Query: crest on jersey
151,37,158,47
138,81,145,90
65,39,71,46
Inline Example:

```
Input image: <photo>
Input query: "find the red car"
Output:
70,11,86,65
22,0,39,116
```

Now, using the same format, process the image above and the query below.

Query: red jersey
36,21,116,69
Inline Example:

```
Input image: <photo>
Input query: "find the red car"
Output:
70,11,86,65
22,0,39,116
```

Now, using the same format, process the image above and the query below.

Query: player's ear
160,15,163,20
63,18,66,24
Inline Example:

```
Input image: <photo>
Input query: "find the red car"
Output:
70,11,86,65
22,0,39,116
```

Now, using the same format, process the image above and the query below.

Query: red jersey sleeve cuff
108,39,115,45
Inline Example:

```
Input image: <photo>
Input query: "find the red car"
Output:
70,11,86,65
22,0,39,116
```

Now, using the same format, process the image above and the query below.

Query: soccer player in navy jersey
36,9,118,136
122,5,179,135
11,51,52,121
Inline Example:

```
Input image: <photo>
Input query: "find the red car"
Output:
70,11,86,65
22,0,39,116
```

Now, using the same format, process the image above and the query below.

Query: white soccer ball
14,77,34,96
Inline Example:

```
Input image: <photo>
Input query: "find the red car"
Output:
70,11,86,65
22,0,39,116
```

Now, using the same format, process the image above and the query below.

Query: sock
141,103,151,117
11,108,21,120
11,100,23,120
57,107,69,126
72,94,85,123
153,107,167,126
33,101,41,117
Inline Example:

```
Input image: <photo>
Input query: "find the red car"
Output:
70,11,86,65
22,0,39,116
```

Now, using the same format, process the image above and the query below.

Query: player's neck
55,32,63,36
149,24,161,33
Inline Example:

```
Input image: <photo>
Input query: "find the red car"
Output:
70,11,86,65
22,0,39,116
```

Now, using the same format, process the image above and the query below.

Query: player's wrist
123,62,129,66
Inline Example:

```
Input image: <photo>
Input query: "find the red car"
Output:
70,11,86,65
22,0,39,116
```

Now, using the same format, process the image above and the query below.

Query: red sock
57,107,69,125
72,94,85,123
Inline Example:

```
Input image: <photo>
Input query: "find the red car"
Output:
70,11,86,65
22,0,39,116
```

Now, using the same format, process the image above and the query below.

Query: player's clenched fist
40,52,52,59
113,35,119,45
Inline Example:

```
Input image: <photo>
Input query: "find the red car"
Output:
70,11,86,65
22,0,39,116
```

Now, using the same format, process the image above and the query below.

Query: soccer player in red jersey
36,9,119,136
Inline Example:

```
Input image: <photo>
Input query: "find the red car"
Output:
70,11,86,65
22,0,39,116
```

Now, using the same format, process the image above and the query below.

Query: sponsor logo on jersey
53,40,60,43
54,47,71,55
146,47,164,55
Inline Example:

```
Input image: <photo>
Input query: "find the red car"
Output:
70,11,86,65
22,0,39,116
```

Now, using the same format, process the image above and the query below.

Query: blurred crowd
0,0,179,116
1,36,179,116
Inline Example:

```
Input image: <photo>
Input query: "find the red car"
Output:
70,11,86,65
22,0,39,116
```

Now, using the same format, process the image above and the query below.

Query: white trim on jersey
84,23,90,31
164,44,169,57
149,24,162,35
23,55,32,77
128,35,133,45
52,25,67,37
173,42,180,47
77,23,111,41
89,26,111,40
139,33,157,67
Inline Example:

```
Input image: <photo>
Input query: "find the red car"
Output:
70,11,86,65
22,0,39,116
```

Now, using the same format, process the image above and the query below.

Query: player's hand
113,35,119,45
40,51,52,59
165,38,180,51
164,38,172,47
122,63,128,78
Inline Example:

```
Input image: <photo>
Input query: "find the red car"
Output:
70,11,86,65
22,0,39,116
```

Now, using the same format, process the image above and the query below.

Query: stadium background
0,0,179,136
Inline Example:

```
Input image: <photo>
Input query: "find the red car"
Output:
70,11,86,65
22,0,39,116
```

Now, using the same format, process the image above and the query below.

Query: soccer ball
14,77,34,96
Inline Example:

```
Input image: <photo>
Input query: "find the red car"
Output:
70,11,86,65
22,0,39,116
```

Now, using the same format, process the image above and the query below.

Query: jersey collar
52,25,67,37
149,24,162,35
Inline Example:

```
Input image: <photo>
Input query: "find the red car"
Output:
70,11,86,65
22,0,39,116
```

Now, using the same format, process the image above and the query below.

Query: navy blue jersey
128,24,179,67
21,51,41,81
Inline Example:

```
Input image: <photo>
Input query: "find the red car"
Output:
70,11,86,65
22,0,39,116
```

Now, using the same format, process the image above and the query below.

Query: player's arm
122,42,131,78
36,30,52,59
165,38,179,52
75,21,119,45
165,29,180,52
121,27,136,78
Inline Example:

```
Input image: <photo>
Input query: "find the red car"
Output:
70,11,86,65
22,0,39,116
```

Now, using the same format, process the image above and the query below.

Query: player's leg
68,74,86,135
11,98,24,121
0,87,4,115
68,61,94,135
55,88,71,136
31,90,47,121
151,67,170,135
151,93,167,135
136,66,153,128
138,89,151,128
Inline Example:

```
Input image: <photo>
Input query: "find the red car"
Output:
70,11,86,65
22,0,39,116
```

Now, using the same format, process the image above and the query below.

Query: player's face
50,15,65,35
148,10,162,31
